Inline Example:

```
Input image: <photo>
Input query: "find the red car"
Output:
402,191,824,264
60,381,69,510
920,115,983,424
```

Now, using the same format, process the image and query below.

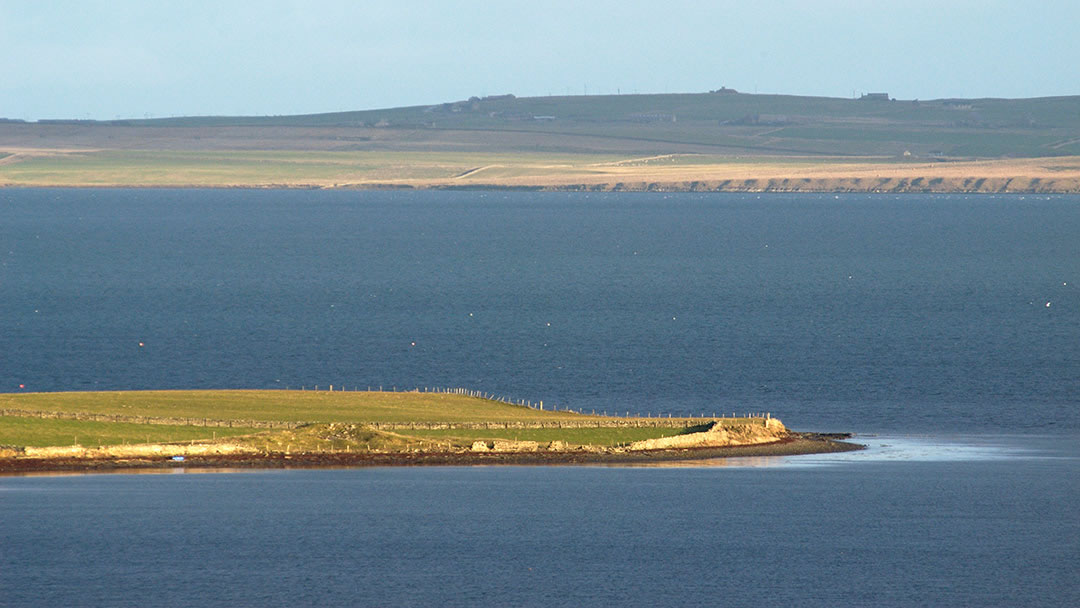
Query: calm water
1,189,1077,433
2,451,1078,608
1,190,1078,606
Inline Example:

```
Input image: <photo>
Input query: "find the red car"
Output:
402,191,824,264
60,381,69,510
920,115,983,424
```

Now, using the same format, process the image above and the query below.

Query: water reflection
0,467,263,479
597,435,1071,469
597,455,789,469
3,436,1072,478
796,435,1067,466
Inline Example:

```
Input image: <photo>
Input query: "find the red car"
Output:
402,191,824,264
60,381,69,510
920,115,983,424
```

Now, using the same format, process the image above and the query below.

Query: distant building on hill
860,92,891,101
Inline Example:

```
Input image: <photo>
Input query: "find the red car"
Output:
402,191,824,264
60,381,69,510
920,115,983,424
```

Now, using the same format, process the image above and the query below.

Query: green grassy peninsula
0,389,859,473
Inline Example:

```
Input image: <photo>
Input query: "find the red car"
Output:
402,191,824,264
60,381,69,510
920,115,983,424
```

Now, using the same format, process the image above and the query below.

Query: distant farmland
2,91,1079,191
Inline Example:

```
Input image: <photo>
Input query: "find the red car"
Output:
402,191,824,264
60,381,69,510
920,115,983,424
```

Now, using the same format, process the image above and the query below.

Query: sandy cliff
628,418,787,451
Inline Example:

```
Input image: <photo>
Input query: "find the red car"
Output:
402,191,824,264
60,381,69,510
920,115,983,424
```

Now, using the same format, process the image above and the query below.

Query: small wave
781,435,1069,467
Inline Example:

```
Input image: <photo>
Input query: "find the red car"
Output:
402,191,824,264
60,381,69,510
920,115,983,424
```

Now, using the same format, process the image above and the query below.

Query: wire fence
0,385,773,430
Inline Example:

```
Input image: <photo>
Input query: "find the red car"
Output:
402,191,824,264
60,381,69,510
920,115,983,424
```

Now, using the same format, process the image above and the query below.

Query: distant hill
3,91,1079,192
96,90,1080,159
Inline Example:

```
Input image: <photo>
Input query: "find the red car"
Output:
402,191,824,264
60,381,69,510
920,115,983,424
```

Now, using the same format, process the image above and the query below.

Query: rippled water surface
2,446,1077,608
1,190,1078,606
3,190,1078,434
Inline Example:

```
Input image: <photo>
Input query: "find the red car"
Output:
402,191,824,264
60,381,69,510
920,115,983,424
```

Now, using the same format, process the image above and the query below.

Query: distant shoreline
428,177,1080,194
2,177,1078,194
0,434,863,476
5,91,1079,193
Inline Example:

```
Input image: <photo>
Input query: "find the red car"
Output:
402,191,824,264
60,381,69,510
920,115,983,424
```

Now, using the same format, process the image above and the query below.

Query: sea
1,189,1077,607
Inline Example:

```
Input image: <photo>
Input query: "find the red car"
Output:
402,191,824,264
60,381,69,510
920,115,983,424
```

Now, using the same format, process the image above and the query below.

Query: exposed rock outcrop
21,442,259,459
492,440,539,452
627,418,787,451
470,439,541,452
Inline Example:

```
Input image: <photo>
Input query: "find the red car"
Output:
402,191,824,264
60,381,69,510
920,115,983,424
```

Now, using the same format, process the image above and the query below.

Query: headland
0,389,861,474
3,91,1078,192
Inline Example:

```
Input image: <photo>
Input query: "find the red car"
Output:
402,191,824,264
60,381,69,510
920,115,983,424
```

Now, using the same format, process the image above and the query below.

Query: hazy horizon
3,0,1078,121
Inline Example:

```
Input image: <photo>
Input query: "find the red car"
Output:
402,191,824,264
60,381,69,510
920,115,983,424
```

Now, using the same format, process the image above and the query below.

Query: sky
2,0,1078,120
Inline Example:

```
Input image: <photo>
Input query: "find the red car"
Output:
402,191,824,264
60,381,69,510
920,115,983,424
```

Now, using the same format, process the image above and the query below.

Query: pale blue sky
2,0,1077,120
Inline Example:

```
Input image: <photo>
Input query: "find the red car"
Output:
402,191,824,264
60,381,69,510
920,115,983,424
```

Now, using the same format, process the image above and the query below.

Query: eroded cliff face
628,418,787,451
470,440,542,452
518,176,1080,194
6,418,789,460
21,443,259,459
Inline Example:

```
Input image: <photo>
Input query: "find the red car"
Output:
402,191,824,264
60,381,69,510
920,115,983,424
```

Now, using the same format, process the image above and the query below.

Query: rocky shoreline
0,434,862,476
4,177,1079,193
428,176,1080,194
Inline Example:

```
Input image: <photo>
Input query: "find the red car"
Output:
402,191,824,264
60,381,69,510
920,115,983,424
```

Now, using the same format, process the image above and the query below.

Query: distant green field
3,90,1078,190
0,390,603,424
5,92,1077,175
136,91,1080,133
0,149,633,187
0,416,258,448
404,426,696,447
0,391,761,452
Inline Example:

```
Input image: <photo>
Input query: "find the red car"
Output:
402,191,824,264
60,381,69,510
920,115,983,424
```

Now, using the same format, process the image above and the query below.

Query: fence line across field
1,386,773,431
297,385,772,420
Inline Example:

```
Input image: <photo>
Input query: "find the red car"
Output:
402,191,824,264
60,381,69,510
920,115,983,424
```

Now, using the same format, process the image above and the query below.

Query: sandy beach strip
0,434,861,476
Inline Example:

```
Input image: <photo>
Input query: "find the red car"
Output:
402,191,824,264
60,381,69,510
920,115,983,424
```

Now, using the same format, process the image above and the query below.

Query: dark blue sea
1,190,1078,606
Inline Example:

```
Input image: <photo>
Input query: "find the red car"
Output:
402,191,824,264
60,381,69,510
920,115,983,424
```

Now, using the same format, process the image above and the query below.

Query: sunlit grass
0,416,258,448
0,390,605,424
0,149,627,187
402,426,698,447
3,147,1077,191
